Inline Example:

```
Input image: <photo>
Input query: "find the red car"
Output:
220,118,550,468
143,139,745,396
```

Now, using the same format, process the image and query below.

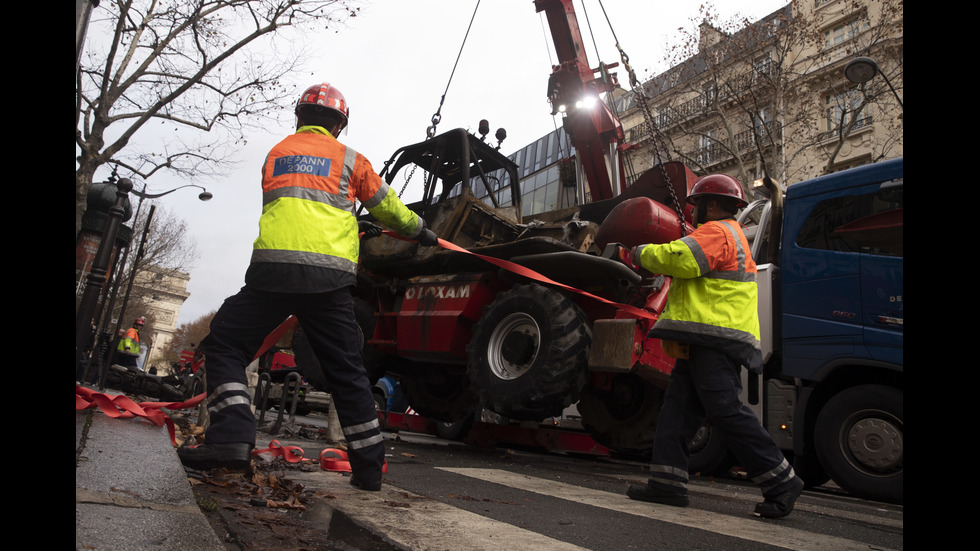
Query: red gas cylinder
595,197,684,249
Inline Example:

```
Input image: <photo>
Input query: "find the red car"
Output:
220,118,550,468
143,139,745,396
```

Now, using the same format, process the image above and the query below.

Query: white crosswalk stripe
437,468,897,551
298,466,897,551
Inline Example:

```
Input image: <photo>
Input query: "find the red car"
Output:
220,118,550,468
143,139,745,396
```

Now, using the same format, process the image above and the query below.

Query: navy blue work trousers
199,285,385,483
648,344,796,496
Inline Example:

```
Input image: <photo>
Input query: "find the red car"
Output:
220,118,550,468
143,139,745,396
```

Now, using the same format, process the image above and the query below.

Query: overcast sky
101,0,789,327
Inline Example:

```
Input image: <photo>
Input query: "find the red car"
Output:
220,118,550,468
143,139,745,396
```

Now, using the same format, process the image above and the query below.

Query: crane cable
426,0,482,140
594,0,688,235
397,0,482,202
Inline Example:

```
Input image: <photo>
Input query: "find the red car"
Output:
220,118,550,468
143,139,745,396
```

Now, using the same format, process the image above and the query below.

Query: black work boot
627,482,689,507
349,475,382,491
177,442,253,471
754,476,804,519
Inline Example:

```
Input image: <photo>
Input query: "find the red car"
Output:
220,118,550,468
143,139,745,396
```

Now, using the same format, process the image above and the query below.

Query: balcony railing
816,115,872,142
691,122,783,167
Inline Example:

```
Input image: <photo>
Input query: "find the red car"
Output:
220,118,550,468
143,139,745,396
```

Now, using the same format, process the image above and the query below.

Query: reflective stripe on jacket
117,328,140,355
251,126,423,274
635,218,762,371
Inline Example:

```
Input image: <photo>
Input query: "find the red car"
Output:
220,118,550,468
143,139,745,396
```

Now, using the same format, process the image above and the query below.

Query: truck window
796,179,903,258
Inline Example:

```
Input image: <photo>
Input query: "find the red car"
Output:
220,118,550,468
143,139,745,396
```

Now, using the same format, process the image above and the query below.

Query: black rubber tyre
435,406,478,441
790,452,831,489
814,384,903,503
578,374,663,455
687,421,736,476
293,298,384,393
466,284,592,421
399,364,479,422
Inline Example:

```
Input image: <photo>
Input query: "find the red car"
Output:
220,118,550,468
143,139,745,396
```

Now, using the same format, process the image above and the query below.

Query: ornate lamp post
76,177,133,373
77,180,213,387
844,56,903,110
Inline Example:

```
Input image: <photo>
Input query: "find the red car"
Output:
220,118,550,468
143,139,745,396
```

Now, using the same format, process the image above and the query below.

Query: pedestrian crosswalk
298,466,900,551
440,468,894,551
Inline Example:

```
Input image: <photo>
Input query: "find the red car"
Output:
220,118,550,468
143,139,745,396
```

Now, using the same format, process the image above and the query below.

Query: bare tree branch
76,0,363,237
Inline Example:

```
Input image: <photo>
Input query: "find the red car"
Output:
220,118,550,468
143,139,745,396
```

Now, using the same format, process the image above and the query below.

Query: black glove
417,228,439,247
358,220,383,239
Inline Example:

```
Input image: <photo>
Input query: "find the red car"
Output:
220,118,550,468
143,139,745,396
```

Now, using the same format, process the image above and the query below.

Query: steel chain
617,45,688,235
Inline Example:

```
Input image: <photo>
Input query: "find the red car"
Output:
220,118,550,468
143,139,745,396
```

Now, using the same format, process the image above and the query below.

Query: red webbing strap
318,448,388,473
75,318,299,448
253,440,309,464
75,385,206,446
319,448,352,472
252,315,299,362
384,232,657,320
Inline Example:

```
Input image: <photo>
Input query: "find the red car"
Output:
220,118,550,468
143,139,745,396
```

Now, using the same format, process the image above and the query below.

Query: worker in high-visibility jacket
625,174,804,519
113,316,145,368
178,83,438,492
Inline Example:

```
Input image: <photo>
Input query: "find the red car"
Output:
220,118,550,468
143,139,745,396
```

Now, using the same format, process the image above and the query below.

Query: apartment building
613,0,903,199
458,0,901,217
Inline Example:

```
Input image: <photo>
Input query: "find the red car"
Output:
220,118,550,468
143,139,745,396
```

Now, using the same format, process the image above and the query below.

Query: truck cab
746,158,903,503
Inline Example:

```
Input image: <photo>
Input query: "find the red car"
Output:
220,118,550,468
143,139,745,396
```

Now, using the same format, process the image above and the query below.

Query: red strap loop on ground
75,385,206,446
253,440,308,463
319,448,352,472
318,448,388,474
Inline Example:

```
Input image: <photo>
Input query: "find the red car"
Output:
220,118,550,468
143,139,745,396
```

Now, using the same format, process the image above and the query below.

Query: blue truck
725,158,903,503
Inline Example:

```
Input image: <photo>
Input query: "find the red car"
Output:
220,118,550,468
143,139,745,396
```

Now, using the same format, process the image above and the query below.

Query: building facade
461,0,902,215
612,0,902,198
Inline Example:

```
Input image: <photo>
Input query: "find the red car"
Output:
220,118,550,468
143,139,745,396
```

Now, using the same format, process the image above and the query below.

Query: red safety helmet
295,83,349,130
686,174,748,209
133,316,146,326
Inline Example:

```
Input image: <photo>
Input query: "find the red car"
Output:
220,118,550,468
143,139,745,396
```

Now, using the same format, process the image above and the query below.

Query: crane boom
535,0,627,201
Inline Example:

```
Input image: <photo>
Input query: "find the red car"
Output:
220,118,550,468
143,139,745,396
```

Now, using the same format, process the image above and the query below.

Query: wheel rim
487,312,540,381
839,409,903,476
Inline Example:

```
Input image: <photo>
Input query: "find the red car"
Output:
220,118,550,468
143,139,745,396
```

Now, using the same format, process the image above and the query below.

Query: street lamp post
76,177,133,374
113,184,212,338
844,56,903,109
82,181,212,388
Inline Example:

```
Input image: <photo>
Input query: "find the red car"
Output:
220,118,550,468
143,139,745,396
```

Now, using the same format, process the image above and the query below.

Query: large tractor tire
466,284,591,421
293,298,384,393
814,384,903,503
399,364,479,423
578,373,663,455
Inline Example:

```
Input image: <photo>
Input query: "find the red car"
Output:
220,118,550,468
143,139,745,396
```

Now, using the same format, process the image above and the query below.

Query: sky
98,0,789,327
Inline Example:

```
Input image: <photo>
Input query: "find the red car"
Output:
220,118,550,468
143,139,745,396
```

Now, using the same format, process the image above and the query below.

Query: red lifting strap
383,231,657,320
253,439,309,463
319,447,388,474
76,385,206,446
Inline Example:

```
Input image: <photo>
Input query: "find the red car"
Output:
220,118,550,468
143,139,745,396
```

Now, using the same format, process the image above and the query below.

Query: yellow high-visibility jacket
117,327,140,355
634,218,762,371
249,126,423,289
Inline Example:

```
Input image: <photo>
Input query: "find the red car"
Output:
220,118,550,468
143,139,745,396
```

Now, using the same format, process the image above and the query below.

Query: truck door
780,166,903,379
781,184,864,379
854,179,903,365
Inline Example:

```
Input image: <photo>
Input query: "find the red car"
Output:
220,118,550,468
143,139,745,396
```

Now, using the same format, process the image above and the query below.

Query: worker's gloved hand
417,228,439,247
358,220,383,239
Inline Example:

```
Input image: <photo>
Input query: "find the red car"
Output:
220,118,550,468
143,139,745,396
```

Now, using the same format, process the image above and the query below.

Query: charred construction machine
294,0,705,458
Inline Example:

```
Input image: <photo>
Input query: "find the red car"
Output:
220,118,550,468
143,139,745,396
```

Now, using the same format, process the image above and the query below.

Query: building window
825,90,868,132
824,16,870,48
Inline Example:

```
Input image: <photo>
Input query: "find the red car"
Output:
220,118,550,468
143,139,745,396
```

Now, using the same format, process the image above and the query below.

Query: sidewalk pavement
76,405,226,550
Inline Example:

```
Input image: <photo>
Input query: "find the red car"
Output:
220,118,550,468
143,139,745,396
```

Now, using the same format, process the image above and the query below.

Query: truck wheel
814,384,903,503
578,373,663,454
466,284,591,421
399,364,479,422
435,406,478,441
688,422,735,476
